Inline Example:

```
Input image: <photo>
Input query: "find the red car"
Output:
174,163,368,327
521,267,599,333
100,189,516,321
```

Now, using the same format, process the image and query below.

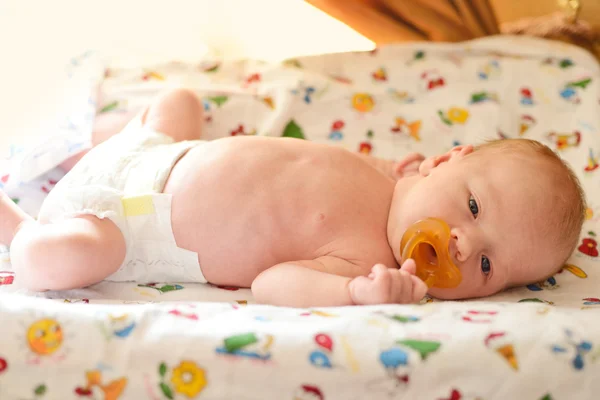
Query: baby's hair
473,138,587,273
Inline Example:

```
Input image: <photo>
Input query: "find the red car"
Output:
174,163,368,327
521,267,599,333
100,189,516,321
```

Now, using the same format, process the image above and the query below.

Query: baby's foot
0,190,32,246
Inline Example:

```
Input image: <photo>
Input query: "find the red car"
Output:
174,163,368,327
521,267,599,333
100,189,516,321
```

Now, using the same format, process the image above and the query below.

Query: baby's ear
419,145,473,176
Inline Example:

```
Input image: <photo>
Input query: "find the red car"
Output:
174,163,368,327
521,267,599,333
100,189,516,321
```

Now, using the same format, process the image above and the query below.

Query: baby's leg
59,109,141,171
10,215,126,291
141,88,205,142
60,89,205,172
1,190,124,290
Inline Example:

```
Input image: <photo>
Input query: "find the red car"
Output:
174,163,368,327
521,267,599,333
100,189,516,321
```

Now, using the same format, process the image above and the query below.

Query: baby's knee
10,224,56,290
150,88,204,118
144,88,204,141
165,88,203,108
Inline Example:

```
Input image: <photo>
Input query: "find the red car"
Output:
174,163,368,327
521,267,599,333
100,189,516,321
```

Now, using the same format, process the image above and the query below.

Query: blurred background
2,0,598,156
0,0,373,155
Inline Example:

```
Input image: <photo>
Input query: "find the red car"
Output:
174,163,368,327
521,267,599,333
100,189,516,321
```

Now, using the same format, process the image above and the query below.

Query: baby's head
388,138,586,300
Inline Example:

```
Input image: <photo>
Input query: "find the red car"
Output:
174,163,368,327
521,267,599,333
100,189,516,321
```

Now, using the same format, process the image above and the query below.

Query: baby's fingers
371,264,389,281
400,259,417,275
410,275,428,302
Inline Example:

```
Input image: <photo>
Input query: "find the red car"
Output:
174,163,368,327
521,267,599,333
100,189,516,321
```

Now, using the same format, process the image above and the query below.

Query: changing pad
0,35,599,399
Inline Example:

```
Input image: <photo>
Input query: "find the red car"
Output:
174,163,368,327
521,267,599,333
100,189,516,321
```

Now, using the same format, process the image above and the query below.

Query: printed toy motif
27,319,64,357
478,59,501,80
0,271,14,285
582,298,600,306
420,70,445,91
309,333,335,369
372,67,387,82
41,179,58,194
460,310,498,323
527,277,558,291
328,120,345,141
546,131,581,150
484,332,518,370
559,77,592,104
329,75,353,85
519,115,536,136
99,100,127,114
74,370,128,400
230,124,257,136
391,117,422,141
584,148,599,172
282,120,306,139
542,57,574,69
293,82,329,104
470,91,498,104
205,96,229,109
151,360,207,399
358,130,374,154
257,95,275,109
138,283,184,294
438,107,469,126
216,332,274,361
386,314,420,323
406,50,425,65
293,384,324,400
558,264,587,278
367,347,410,396
299,310,337,317
141,71,165,81
578,232,598,257
438,388,484,400
99,313,137,340
351,93,376,113
367,339,441,396
388,89,415,103
551,329,592,370
242,73,261,88
520,87,534,105
518,298,554,305
296,86,316,104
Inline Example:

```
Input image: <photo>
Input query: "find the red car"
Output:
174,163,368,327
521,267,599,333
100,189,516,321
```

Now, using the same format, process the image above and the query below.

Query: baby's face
391,149,562,300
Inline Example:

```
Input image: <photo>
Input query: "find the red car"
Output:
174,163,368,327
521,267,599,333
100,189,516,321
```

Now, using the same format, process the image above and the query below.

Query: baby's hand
349,260,428,305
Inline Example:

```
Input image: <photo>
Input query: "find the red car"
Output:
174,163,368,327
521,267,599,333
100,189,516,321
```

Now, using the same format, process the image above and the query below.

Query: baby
0,89,586,307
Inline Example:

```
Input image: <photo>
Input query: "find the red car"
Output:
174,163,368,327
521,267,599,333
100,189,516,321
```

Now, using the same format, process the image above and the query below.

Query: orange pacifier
400,218,462,289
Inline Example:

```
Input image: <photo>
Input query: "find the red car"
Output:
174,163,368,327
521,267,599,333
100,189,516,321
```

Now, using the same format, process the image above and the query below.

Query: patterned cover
0,35,599,399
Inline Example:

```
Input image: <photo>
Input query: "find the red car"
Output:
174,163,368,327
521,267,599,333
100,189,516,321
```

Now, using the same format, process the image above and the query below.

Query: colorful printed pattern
0,296,598,399
1,36,600,397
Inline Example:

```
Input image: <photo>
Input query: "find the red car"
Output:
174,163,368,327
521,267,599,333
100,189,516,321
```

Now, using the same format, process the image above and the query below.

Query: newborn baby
0,89,586,307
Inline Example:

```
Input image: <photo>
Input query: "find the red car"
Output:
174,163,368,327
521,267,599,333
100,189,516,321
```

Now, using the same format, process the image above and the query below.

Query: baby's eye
481,256,491,275
469,196,479,217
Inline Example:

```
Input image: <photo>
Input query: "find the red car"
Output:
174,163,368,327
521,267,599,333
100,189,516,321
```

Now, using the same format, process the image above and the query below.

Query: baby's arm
251,257,427,307
358,153,425,180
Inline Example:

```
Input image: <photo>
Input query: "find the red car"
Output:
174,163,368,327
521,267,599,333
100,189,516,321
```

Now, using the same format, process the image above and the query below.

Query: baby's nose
450,229,472,264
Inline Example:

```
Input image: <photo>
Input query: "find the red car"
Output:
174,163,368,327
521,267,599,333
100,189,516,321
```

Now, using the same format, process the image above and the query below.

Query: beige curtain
306,0,500,44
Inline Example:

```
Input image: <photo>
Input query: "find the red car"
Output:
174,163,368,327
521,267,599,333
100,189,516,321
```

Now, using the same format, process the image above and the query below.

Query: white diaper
38,117,207,283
